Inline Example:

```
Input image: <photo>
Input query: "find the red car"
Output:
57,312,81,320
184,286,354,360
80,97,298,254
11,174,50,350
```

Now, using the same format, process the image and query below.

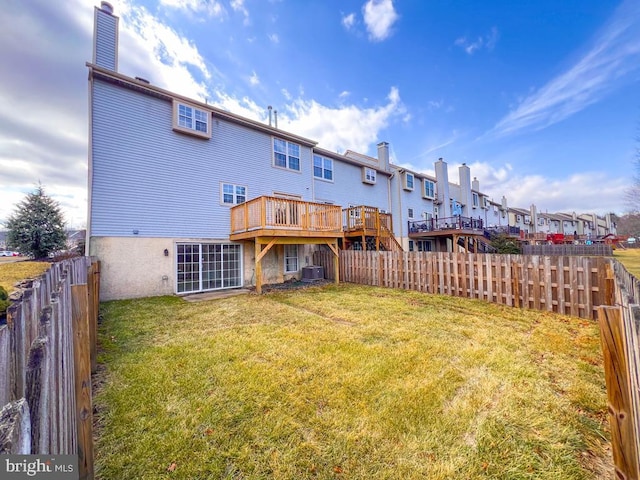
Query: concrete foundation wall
91,237,320,300
90,237,175,301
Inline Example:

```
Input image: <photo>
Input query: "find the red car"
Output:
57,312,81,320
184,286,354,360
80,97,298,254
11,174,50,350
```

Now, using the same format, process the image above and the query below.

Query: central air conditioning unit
301,266,324,282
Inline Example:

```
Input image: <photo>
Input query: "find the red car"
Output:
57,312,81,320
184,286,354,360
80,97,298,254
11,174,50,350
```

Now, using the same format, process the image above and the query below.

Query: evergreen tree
5,185,67,259
490,233,521,254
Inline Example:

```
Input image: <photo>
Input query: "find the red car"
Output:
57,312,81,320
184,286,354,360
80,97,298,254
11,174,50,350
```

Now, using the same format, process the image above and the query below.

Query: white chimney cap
100,1,114,14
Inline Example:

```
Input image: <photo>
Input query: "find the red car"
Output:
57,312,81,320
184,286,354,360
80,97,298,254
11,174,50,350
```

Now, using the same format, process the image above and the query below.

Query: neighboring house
87,3,616,300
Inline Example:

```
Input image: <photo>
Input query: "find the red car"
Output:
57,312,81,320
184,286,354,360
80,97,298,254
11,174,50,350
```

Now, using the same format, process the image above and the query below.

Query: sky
1,0,640,229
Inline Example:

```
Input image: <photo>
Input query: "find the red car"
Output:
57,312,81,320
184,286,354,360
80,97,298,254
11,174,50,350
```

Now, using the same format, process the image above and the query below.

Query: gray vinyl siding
94,10,118,71
313,159,389,210
91,79,311,238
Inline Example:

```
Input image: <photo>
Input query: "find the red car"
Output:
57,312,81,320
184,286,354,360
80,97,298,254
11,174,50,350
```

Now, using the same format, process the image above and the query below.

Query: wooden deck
342,206,402,252
230,196,342,293
230,196,343,241
408,216,494,253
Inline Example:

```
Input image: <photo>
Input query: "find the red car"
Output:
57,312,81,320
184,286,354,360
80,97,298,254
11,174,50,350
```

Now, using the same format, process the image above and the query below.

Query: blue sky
1,0,639,228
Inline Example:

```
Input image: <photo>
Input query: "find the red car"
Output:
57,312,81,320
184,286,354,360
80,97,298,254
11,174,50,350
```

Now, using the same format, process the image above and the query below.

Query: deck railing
409,215,484,234
230,196,342,235
343,206,392,233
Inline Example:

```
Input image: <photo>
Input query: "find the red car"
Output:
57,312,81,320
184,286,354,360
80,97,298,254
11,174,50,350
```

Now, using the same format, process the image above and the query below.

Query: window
273,138,300,171
408,208,414,219
177,243,242,293
221,183,246,205
404,172,414,191
423,180,435,198
313,155,333,181
516,215,522,222
284,245,298,273
416,240,432,252
408,240,415,252
362,167,376,184
173,101,210,138
472,193,479,208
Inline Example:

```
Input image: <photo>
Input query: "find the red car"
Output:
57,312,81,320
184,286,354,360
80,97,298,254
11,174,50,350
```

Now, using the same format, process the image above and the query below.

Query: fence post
72,284,94,480
597,306,640,480
605,262,616,306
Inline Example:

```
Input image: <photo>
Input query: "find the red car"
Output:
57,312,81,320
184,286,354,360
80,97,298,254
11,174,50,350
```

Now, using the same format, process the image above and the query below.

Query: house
87,2,615,300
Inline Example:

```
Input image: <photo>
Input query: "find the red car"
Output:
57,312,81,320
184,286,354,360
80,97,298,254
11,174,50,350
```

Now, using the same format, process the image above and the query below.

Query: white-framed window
404,172,414,191
362,167,377,184
273,138,300,171
538,218,545,226
416,240,432,252
516,215,522,222
172,100,211,138
221,183,246,205
472,193,479,208
408,240,415,252
284,244,298,273
313,154,333,181
408,208,414,219
176,243,242,293
348,203,361,219
422,179,435,198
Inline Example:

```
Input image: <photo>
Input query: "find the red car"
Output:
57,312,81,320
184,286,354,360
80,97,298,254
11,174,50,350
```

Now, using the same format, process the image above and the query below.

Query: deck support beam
254,236,340,294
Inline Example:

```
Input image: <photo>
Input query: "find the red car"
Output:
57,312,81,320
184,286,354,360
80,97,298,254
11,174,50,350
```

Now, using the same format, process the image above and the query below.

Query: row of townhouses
87,3,615,300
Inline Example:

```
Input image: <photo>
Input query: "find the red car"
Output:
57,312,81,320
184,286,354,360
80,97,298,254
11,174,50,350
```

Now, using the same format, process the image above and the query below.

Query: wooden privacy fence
314,250,611,319
313,249,640,478
523,244,613,256
0,257,100,480
597,261,640,480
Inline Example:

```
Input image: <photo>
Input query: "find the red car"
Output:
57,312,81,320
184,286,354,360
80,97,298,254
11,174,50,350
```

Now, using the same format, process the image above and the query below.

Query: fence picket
0,258,99,470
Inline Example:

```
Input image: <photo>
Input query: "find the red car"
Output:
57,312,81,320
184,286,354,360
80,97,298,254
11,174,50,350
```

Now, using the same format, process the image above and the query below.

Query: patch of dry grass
614,248,640,278
94,284,610,480
0,260,50,293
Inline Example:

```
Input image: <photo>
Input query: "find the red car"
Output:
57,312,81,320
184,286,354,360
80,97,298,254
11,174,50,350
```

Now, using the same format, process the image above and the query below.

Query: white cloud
342,12,356,30
118,1,212,100
454,27,498,55
281,88,292,100
249,71,259,86
362,0,398,42
268,33,279,44
339,90,350,99
452,162,626,215
280,87,405,154
159,0,225,18
490,0,640,137
230,0,250,25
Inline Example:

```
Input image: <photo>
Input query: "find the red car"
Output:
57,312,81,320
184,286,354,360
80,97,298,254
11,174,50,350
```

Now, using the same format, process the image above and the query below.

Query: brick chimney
93,2,119,71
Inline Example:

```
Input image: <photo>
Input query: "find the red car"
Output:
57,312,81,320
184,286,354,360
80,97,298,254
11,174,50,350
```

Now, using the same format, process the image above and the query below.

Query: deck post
333,243,340,284
255,240,263,294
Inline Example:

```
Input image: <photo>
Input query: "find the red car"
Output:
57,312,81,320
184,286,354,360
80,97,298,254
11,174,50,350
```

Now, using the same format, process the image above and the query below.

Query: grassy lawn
614,248,640,278
0,260,50,293
94,284,610,480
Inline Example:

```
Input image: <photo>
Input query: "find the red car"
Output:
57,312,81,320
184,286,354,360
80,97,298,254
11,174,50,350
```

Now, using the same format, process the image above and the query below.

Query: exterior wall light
164,249,169,257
